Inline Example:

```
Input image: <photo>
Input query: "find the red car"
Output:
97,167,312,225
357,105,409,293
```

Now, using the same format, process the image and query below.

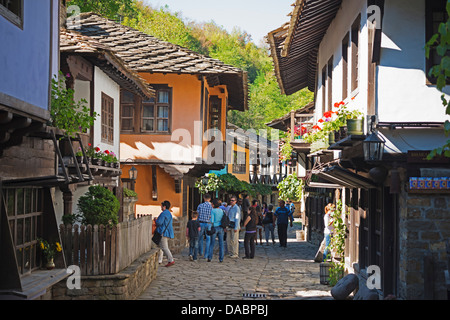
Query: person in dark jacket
243,206,259,259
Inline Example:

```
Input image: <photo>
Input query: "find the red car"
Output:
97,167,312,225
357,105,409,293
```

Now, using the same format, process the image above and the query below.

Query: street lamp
129,166,138,180
363,116,385,162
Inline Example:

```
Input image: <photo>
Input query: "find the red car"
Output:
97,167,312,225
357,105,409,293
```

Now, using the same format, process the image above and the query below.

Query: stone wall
398,192,450,299
169,215,188,254
51,248,159,300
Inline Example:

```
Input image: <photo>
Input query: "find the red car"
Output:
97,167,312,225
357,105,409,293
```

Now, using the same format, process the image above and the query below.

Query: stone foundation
398,193,450,300
52,248,159,300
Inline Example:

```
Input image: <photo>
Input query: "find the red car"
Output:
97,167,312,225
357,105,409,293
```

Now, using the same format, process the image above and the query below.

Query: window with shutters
101,92,114,144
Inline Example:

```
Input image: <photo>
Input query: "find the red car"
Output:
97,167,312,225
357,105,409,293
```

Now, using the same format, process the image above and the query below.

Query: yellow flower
40,242,45,250
56,242,62,252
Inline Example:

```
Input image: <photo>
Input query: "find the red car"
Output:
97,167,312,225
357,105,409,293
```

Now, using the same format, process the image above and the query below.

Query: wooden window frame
351,15,361,93
321,66,327,115
120,90,135,132
142,86,172,134
208,95,222,131
3,187,44,275
0,0,23,29
101,92,114,144
120,86,173,135
232,150,246,174
327,56,333,111
342,33,349,101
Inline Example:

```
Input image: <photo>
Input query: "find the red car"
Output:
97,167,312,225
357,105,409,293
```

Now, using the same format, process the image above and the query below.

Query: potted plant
92,147,103,166
333,100,364,135
37,238,62,270
77,185,120,226
50,72,98,138
75,147,84,163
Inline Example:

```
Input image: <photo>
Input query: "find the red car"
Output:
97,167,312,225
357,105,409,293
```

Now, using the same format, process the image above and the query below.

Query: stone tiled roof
67,13,248,111
60,29,155,98
267,0,342,95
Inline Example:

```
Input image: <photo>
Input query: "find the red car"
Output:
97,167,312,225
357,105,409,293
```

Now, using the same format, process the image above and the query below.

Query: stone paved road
138,220,333,300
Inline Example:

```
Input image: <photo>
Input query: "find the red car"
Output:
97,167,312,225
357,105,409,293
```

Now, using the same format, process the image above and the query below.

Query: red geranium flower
318,119,324,123
105,150,110,154
323,111,332,118
95,147,100,152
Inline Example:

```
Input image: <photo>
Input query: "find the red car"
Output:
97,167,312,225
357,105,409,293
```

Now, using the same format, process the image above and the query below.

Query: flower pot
347,119,363,135
92,158,103,166
46,258,55,270
328,132,335,144
310,140,329,153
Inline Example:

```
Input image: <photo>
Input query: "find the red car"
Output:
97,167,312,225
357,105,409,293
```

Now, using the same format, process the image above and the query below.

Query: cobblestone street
138,221,333,300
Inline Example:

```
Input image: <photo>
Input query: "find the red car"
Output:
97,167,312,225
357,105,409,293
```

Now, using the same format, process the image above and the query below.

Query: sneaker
189,255,193,261
165,261,175,267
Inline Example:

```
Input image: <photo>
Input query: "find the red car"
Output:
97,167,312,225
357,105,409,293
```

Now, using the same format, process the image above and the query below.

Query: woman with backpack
208,198,225,262
243,206,259,259
262,204,276,245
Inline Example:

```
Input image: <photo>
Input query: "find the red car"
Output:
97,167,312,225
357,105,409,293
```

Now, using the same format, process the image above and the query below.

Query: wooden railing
59,215,153,276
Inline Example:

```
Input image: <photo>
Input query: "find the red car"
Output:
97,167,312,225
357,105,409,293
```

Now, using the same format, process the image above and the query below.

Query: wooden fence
59,215,153,276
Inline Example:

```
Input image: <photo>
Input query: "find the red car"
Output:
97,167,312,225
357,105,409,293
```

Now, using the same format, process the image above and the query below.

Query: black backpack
220,211,230,228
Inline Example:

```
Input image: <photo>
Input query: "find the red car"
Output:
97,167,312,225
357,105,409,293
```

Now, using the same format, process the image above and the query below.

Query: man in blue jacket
274,200,293,248
155,200,175,267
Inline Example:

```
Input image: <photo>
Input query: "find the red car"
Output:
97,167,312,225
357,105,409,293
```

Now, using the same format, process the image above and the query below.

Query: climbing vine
326,199,347,286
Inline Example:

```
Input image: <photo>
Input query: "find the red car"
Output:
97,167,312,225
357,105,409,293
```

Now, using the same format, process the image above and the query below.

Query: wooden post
290,111,295,142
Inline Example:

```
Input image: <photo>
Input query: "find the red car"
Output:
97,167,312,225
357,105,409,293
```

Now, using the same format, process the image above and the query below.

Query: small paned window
0,0,23,28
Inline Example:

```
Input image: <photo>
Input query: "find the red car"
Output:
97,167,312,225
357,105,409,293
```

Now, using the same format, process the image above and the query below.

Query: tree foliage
67,0,138,20
69,0,314,135
277,174,303,201
425,0,450,159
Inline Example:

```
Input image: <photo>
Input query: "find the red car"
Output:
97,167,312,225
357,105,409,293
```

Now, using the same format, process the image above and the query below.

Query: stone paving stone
137,220,332,300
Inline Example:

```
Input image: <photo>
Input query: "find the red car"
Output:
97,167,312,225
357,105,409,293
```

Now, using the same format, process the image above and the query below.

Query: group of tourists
186,194,296,262
153,194,296,266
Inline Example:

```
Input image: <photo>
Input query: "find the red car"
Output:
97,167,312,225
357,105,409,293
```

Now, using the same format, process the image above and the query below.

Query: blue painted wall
0,0,54,112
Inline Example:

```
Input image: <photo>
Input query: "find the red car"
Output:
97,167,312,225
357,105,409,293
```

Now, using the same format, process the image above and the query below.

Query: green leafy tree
67,0,138,20
425,0,450,159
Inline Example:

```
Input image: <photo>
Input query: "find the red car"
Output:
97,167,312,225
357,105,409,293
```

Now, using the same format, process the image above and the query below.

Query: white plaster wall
378,0,450,123
313,0,449,153
316,0,368,130
93,66,120,157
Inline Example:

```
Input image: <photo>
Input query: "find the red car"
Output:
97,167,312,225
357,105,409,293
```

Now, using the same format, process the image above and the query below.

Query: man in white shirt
226,196,241,258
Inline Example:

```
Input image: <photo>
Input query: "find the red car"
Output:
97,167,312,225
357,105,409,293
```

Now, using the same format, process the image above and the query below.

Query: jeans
264,224,275,243
244,232,256,258
189,236,199,260
198,222,211,257
323,233,331,261
277,223,288,247
208,226,224,261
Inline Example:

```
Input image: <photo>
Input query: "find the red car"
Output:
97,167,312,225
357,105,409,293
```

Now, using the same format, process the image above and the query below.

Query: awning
316,166,376,189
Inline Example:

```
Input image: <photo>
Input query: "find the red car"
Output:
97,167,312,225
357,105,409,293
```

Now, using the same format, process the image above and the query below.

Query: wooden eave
268,0,343,95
